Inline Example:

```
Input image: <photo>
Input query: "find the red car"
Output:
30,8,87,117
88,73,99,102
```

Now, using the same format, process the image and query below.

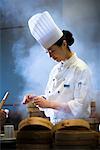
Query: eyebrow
48,47,51,51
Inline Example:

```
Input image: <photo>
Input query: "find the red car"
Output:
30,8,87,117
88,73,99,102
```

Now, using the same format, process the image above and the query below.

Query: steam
12,39,55,97
11,38,56,116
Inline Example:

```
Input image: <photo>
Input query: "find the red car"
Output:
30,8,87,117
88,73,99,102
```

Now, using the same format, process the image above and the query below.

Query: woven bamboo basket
16,117,53,150
53,119,98,150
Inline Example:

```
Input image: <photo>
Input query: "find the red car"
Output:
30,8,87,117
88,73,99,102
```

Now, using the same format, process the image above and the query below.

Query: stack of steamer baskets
16,117,99,150
52,119,98,150
16,117,53,150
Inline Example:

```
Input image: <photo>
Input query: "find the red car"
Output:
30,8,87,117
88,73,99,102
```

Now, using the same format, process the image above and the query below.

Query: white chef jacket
43,53,93,124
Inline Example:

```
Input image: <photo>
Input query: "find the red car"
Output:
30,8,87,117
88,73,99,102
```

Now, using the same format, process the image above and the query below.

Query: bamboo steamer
54,130,98,150
16,131,52,150
52,119,90,132
53,119,98,150
18,117,53,131
16,117,53,150
16,144,51,150
53,145,97,150
16,130,52,144
55,130,98,145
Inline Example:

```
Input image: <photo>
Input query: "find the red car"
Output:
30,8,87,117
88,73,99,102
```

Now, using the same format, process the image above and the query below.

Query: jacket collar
60,53,78,69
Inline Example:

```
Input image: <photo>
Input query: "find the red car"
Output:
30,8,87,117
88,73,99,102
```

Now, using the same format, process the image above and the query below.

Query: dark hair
54,30,74,47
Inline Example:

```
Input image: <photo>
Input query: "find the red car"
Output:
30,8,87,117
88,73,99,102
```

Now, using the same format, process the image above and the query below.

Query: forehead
48,44,58,50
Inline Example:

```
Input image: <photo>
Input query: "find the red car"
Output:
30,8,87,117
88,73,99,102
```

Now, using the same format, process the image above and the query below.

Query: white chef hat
28,11,63,49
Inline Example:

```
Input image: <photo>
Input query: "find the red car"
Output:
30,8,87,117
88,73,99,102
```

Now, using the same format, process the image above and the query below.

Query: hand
22,94,36,104
34,97,71,113
33,96,50,108
0,109,6,126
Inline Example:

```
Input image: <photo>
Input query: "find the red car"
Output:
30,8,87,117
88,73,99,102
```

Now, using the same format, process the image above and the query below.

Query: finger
34,101,41,106
22,95,31,104
28,95,34,99
22,98,26,104
33,98,41,102
22,98,30,104
34,101,39,105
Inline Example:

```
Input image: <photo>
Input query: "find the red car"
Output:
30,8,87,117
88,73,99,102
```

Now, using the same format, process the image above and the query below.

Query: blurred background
0,0,100,116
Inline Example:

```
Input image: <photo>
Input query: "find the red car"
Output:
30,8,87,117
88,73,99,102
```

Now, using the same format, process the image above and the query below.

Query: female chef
23,11,93,124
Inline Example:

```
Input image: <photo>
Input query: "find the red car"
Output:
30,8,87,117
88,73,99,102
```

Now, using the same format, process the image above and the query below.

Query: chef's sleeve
67,69,93,117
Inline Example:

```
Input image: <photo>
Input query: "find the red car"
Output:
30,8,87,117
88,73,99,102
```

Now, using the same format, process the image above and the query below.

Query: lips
52,56,57,60
52,57,60,62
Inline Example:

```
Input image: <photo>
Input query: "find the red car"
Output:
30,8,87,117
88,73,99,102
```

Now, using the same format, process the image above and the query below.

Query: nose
49,52,52,57
46,48,55,58
46,49,52,53
46,49,53,56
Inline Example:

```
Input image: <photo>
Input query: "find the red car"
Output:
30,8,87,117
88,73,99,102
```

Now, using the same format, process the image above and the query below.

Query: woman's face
47,41,67,62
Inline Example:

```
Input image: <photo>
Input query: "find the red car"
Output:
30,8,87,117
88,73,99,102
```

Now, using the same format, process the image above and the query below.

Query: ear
62,40,67,47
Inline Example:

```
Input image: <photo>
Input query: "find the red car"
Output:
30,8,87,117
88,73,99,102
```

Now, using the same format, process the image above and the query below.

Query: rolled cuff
67,100,83,118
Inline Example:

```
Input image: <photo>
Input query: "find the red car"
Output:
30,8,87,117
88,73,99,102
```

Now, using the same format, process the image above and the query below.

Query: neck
64,50,73,61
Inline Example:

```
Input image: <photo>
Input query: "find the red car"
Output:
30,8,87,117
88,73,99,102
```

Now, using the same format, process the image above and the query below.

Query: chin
55,59,61,62
52,57,61,62
57,60,61,62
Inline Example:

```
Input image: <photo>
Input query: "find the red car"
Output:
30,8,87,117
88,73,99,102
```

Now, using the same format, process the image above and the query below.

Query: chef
23,11,93,124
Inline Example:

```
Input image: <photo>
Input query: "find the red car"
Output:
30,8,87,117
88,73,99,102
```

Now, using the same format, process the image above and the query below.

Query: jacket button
49,91,51,93
58,91,60,93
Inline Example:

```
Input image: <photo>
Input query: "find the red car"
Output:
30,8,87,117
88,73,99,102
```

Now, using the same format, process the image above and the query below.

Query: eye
48,49,55,53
